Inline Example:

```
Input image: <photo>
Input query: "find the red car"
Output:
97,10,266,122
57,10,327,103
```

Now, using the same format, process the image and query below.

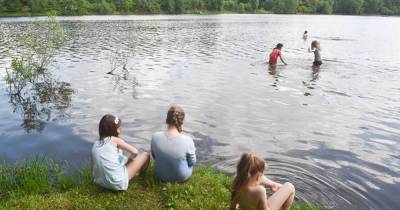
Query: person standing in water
230,153,295,210
309,40,322,67
303,30,308,40
268,43,287,66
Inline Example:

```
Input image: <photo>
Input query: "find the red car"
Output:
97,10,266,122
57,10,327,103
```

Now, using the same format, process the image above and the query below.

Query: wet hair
166,106,185,133
231,153,266,206
275,43,283,49
311,40,319,50
99,114,121,140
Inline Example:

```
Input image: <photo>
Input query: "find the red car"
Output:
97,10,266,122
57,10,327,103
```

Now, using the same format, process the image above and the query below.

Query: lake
0,14,399,209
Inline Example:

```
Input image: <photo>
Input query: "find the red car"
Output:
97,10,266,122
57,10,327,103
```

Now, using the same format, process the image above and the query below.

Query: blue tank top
91,136,129,190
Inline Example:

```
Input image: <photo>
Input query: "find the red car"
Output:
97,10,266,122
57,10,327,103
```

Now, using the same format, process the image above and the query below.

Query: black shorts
313,61,322,66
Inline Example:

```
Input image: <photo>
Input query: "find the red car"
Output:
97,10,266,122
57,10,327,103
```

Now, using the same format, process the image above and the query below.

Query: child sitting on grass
92,114,150,191
151,106,196,183
230,153,295,210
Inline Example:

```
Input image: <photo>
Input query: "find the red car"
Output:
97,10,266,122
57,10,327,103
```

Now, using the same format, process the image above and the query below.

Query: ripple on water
1,15,400,210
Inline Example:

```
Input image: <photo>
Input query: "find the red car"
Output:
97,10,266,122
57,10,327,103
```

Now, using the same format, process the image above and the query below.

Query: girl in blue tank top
92,114,150,191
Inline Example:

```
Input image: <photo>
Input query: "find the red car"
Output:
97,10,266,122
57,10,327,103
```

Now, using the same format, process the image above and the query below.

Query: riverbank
0,10,271,18
0,157,318,209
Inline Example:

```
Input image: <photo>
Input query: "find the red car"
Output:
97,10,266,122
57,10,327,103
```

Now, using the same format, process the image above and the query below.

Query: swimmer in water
268,43,287,66
303,30,308,40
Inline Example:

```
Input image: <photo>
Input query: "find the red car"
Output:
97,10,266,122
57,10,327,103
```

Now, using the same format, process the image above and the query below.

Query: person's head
231,153,266,203
304,30,308,34
166,106,185,133
99,114,122,140
311,40,320,50
275,43,284,50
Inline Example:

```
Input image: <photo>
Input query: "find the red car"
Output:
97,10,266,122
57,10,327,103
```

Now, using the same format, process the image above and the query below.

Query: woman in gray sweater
151,106,196,182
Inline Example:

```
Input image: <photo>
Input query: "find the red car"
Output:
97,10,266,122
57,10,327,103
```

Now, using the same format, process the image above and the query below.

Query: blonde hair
311,40,320,50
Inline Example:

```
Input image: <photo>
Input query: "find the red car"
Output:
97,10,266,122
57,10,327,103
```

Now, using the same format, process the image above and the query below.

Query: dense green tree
135,0,161,13
175,0,184,13
58,0,93,15
4,0,23,12
161,0,175,13
121,0,134,12
249,0,259,11
223,0,236,11
205,0,224,11
270,0,298,13
298,0,317,13
92,0,116,14
190,0,203,11
316,0,333,14
29,0,49,13
363,0,383,13
335,0,364,14
0,0,4,12
0,0,399,16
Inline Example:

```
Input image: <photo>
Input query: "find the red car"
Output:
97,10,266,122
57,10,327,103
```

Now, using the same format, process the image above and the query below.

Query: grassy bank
0,157,318,209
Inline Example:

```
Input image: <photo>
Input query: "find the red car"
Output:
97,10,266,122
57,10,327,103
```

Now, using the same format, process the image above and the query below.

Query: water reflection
6,72,74,133
310,67,320,82
1,15,400,210
268,65,280,88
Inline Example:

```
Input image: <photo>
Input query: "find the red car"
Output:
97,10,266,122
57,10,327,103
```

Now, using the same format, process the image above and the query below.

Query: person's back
269,49,281,65
268,43,287,65
236,185,267,210
230,153,295,210
92,115,150,191
151,131,196,182
151,106,196,183
92,136,128,190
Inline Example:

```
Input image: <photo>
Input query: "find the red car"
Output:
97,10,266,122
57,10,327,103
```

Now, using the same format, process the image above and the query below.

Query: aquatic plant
107,30,137,75
4,15,73,133
23,16,65,72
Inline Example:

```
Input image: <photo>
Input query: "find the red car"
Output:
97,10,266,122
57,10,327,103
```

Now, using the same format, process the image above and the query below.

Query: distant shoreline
0,12,396,19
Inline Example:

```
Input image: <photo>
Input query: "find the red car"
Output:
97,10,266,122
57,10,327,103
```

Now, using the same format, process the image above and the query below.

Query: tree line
0,0,399,16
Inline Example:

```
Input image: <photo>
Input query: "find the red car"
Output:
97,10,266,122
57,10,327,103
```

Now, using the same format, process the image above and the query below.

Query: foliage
0,157,320,209
335,0,364,14
21,16,65,72
4,15,72,133
0,0,399,15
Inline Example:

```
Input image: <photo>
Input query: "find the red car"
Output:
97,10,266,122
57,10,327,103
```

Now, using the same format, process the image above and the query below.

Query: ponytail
230,153,266,207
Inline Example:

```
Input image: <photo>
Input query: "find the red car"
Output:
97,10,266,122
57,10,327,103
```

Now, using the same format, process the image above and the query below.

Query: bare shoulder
112,137,124,145
252,185,267,198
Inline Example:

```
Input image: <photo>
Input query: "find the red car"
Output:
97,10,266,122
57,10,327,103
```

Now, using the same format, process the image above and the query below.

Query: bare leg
126,152,150,180
267,182,295,210
260,176,282,192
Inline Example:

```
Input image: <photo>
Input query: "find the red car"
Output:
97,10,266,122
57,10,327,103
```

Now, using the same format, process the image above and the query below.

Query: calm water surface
0,15,399,209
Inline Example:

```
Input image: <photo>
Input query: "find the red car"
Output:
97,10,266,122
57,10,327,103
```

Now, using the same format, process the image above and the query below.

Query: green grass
0,157,319,209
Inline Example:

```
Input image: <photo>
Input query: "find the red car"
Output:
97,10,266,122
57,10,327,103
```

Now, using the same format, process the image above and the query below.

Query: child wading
268,43,287,66
309,40,322,67
230,153,295,210
92,114,150,191
303,30,308,40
